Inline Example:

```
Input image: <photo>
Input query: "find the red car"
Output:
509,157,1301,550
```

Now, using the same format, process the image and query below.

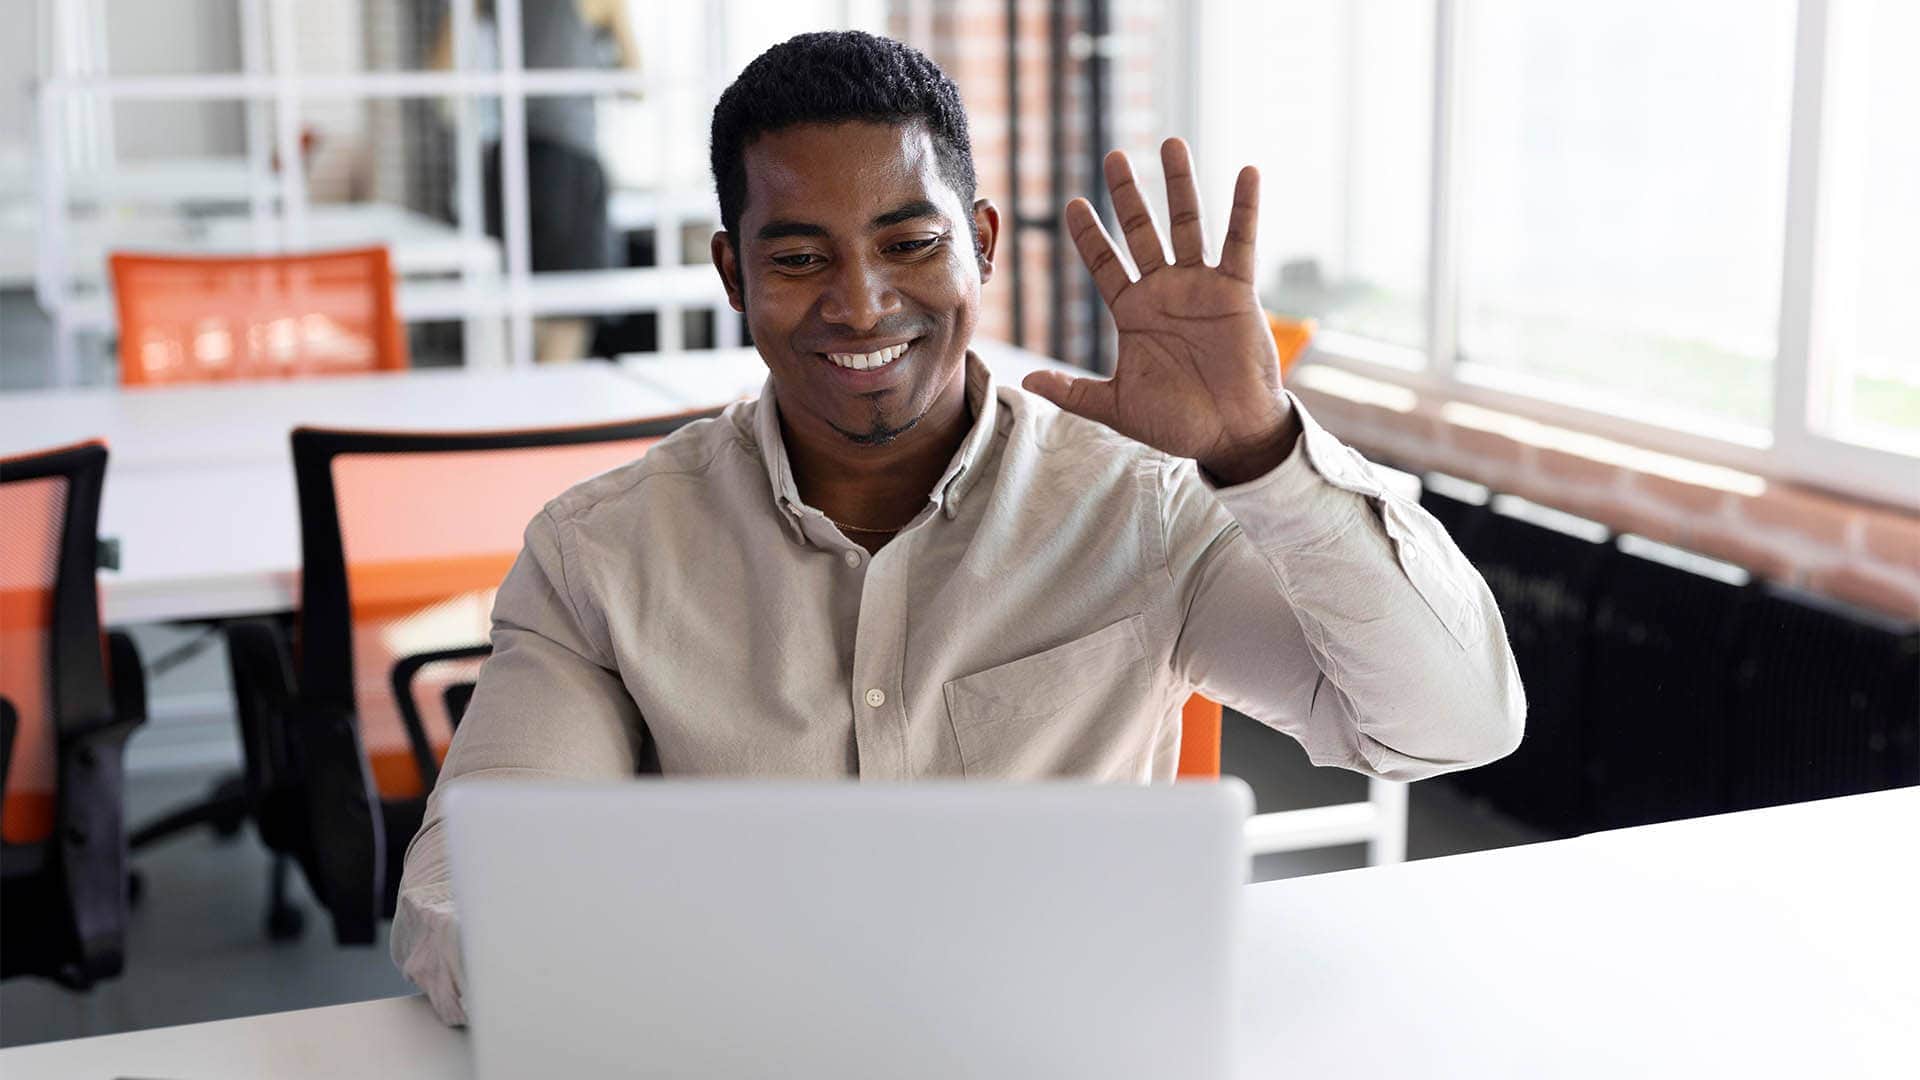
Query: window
1196,0,1433,359
1814,0,1920,455
1453,0,1797,436
1189,0,1918,507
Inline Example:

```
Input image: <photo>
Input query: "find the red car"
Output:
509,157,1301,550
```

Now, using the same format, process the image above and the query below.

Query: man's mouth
822,340,913,371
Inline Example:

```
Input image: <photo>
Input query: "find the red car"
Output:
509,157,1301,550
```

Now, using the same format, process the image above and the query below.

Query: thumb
1021,370,1118,427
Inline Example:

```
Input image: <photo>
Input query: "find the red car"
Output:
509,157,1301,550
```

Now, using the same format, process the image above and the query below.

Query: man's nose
817,255,902,332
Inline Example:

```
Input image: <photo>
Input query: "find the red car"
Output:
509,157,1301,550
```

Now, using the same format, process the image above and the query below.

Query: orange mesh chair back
110,246,408,386
1,441,146,987
1177,695,1223,779
0,453,77,846
292,410,723,804
1267,313,1315,378
272,412,717,940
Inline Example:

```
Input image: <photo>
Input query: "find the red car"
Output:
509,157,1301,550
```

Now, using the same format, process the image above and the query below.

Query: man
394,31,1524,1024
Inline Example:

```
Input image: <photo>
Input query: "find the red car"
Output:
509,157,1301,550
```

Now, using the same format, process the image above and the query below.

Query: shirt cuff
1206,390,1381,551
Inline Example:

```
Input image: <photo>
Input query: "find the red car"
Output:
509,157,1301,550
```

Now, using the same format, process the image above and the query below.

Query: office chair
1267,312,1315,378
112,245,410,875
1176,696,1222,779
1,699,16,810
1,441,148,989
223,409,721,945
109,246,408,386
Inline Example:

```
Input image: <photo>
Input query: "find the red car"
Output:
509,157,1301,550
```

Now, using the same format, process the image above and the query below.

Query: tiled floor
0,708,1544,1049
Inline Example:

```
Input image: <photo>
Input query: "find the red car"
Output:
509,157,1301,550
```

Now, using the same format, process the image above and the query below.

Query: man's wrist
1197,403,1303,487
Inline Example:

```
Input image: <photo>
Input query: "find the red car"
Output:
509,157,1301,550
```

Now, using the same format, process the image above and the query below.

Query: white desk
0,366,690,624
0,342,1078,624
3,787,1912,1079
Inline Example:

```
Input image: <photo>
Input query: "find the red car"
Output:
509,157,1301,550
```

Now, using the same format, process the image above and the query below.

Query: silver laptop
446,780,1252,1080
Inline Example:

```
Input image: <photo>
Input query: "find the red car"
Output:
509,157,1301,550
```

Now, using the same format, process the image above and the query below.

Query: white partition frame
31,0,901,381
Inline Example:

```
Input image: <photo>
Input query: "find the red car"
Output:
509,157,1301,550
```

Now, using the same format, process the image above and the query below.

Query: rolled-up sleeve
391,505,647,1026
1168,391,1525,781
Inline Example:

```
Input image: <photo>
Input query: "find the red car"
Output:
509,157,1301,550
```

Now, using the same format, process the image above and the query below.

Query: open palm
1021,139,1296,483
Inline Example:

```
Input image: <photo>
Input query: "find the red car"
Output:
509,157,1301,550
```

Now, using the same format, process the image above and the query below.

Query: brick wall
896,0,1173,371
1290,363,1920,621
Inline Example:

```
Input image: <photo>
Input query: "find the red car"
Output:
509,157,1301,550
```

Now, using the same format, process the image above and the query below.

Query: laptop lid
447,780,1251,1080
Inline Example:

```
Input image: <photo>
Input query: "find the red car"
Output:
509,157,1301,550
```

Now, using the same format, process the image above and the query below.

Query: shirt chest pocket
941,614,1155,779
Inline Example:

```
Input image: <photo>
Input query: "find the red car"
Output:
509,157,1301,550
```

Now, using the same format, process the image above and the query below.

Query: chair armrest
0,696,16,805
389,644,493,792
225,620,384,946
105,630,147,730
54,708,143,988
286,697,386,947
224,618,297,812
443,683,477,731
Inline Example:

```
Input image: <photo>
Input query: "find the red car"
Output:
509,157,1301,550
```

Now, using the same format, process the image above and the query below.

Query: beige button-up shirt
394,353,1525,1023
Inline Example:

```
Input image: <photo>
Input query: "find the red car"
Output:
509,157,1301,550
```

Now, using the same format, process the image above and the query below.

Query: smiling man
393,31,1524,1024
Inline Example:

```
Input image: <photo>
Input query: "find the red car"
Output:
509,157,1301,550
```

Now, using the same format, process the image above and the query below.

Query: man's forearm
392,816,468,1026
1178,394,1527,777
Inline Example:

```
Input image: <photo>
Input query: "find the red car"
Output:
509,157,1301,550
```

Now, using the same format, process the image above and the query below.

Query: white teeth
826,341,910,370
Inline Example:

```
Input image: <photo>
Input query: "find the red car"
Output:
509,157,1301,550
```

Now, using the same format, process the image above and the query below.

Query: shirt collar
753,351,1000,545
941,353,999,515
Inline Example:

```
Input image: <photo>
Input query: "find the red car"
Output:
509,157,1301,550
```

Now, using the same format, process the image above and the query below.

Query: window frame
1188,0,1915,510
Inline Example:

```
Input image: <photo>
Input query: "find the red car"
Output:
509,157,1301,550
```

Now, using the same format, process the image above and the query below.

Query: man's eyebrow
870,200,944,229
752,201,944,242
755,219,828,242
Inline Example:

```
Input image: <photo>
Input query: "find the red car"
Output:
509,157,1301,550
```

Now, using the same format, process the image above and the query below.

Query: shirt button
864,688,886,708
843,550,861,568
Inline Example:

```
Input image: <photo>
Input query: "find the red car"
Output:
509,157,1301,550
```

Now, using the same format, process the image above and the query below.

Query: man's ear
971,198,1001,283
710,231,746,312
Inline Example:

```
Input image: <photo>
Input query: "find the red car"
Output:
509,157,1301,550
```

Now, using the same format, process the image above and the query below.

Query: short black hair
710,31,977,242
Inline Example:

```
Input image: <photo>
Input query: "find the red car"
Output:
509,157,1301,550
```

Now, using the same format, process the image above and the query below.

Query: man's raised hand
1020,138,1301,486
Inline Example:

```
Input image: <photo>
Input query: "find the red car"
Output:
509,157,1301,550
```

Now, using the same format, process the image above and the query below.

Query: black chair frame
230,409,719,945
390,643,494,791
1,442,147,989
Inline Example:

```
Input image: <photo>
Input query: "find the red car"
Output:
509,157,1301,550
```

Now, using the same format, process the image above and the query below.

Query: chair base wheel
266,903,305,942
209,776,249,839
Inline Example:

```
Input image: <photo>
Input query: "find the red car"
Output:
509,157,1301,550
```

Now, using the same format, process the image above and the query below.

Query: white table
0,366,691,623
3,787,1912,1079
0,342,1077,624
